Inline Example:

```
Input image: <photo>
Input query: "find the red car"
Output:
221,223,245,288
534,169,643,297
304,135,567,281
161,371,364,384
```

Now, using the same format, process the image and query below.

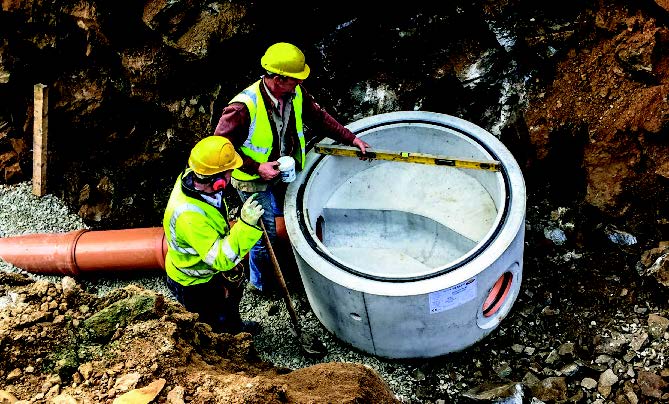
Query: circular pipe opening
482,272,513,317
316,215,325,242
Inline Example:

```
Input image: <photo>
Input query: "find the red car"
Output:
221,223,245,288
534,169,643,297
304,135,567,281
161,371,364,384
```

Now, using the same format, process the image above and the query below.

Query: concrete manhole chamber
284,111,526,359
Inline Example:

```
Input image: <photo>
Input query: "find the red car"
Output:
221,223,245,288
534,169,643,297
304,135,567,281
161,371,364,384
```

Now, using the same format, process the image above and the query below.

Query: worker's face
222,170,232,186
196,170,232,195
268,75,303,96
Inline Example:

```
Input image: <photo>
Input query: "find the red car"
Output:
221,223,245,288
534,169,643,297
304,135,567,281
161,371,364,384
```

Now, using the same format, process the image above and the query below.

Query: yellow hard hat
261,42,310,80
188,136,243,176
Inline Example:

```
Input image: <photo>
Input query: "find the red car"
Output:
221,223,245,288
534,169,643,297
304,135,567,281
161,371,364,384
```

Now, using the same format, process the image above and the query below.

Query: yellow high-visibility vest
163,172,261,286
229,80,306,181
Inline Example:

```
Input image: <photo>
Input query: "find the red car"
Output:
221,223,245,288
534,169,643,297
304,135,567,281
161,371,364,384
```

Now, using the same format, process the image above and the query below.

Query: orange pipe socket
0,228,168,276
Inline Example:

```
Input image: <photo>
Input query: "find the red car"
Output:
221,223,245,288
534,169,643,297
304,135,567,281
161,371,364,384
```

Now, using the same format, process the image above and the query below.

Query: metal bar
260,220,302,337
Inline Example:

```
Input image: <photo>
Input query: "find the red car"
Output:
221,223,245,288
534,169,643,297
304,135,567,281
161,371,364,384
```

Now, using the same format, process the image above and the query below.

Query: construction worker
163,136,265,335
214,41,370,295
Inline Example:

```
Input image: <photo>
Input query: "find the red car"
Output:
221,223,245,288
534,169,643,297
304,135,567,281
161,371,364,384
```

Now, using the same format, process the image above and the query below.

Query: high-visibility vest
163,172,261,286
229,79,306,181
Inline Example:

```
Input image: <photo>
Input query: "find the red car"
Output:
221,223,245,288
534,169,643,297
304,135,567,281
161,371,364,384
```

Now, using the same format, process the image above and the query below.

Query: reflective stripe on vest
229,80,306,181
168,204,203,255
203,236,242,266
175,265,217,279
238,88,267,154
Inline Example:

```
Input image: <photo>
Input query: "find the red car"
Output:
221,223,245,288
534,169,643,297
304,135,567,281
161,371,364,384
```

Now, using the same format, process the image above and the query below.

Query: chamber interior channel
319,163,497,277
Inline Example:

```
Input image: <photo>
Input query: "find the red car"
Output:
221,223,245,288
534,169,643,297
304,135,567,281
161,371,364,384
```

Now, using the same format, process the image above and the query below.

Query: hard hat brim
229,152,243,171
286,63,310,80
262,62,310,80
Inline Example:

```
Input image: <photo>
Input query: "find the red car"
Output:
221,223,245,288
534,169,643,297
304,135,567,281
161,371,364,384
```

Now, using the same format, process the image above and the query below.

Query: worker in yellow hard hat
163,136,265,335
213,42,370,296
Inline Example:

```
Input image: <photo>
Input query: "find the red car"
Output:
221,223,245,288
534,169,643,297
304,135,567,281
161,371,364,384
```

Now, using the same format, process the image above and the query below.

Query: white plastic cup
277,156,296,183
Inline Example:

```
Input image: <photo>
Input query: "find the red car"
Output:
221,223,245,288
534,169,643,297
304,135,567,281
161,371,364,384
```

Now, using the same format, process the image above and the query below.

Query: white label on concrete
429,278,477,313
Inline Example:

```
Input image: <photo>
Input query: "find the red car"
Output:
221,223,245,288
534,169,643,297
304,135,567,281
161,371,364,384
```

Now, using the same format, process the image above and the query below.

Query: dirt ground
523,6,669,224
0,272,399,403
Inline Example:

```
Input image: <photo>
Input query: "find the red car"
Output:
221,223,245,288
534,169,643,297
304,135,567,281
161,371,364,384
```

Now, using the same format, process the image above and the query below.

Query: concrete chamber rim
284,111,526,296
303,122,504,280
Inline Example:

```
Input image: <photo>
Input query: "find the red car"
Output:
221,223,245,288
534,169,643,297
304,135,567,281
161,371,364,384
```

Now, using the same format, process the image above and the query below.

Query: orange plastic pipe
275,216,288,243
0,220,290,277
0,227,168,276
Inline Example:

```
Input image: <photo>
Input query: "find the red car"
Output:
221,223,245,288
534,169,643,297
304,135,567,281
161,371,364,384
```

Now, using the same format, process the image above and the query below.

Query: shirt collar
262,76,296,108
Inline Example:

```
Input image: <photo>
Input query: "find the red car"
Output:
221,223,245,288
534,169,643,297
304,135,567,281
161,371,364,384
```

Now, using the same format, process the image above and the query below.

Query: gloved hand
221,263,245,287
240,193,264,226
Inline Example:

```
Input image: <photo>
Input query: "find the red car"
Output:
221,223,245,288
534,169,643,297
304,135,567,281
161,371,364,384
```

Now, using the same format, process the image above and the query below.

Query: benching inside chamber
304,138,502,280
318,208,477,276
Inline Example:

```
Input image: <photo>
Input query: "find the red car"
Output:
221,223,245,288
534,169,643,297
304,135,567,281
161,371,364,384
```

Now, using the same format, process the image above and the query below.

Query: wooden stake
32,84,48,196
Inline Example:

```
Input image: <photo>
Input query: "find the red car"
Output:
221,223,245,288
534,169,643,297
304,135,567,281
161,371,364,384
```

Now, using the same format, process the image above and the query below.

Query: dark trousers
165,273,244,333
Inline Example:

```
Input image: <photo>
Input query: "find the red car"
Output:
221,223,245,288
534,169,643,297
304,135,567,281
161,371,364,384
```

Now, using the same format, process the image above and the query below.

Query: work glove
221,263,245,288
240,193,264,226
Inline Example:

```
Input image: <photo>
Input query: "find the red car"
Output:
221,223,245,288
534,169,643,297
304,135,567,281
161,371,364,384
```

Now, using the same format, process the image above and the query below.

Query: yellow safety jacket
163,171,261,286
229,79,306,181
